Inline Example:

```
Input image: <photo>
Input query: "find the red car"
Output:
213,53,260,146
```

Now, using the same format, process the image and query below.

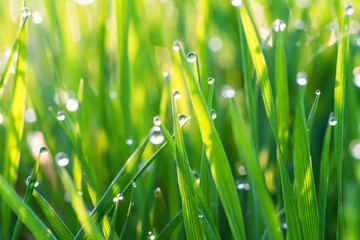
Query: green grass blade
0,175,57,240
171,91,207,239
333,8,351,240
319,115,333,240
33,190,74,240
177,44,246,240
119,186,136,240
157,210,183,240
229,98,282,240
59,168,105,240
151,187,168,234
293,86,320,240
238,4,302,239
307,90,321,140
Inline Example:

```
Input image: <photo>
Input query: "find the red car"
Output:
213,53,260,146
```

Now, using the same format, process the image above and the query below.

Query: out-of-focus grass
0,0,359,239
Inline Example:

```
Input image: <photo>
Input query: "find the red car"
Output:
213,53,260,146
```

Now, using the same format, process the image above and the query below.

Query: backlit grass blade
157,210,183,240
0,175,57,240
319,115,333,240
33,190,74,240
333,8,351,240
293,86,320,240
151,187,168,234
177,45,246,240
59,167,104,240
238,4,302,239
229,98,282,240
307,90,321,140
2,7,29,237
171,91,207,239
118,186,135,240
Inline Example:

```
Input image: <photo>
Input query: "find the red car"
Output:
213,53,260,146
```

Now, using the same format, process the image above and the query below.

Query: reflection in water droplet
207,77,215,85
235,179,250,190
66,98,79,112
172,41,180,51
345,4,354,16
273,19,287,32
315,89,321,96
113,193,124,202
55,152,69,167
40,146,48,156
126,138,134,145
153,116,161,126
57,111,66,121
186,52,197,63
32,11,43,24
178,114,188,126
132,181,137,188
329,115,337,126
222,85,236,98
109,91,117,99
148,231,156,240
231,0,242,7
211,109,217,119
150,126,164,145
193,170,200,184
25,176,39,187
198,210,204,218
296,72,308,86
21,7,31,18
172,90,181,99
163,72,171,82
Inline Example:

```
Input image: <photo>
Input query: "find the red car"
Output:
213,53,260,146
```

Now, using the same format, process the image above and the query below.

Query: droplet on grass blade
210,109,217,119
25,109,36,123
207,77,215,84
113,193,124,202
148,232,156,240
32,11,43,24
349,140,360,160
315,89,321,95
345,4,354,16
186,52,197,63
273,19,287,32
66,98,79,112
193,170,200,184
222,85,236,98
0,113,3,124
329,115,337,126
235,179,250,190
57,111,66,121
198,210,204,218
163,72,171,82
25,176,39,187
132,181,137,188
55,152,69,167
150,126,164,145
296,72,308,86
178,114,188,126
231,0,242,7
40,146,48,156
126,137,134,145
21,7,31,18
172,41,180,51
153,116,161,126
172,89,181,99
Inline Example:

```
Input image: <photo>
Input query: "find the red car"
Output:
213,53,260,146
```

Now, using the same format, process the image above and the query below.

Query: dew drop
0,113,3,125
25,176,39,187
109,91,117,99
163,72,171,82
25,108,36,123
235,179,250,190
55,152,69,167
329,115,337,126
66,98,79,112
153,115,161,126
210,109,217,120
207,77,215,85
150,126,164,145
273,19,287,32
178,114,188,126
172,41,180,51
231,0,242,7
186,52,197,63
193,170,200,184
296,72,308,86
282,222,287,229
21,7,31,18
113,193,124,202
57,111,66,121
40,146,48,156
198,210,204,218
32,11,43,24
148,232,156,240
126,137,134,145
350,140,360,160
222,85,236,98
172,89,181,99
132,181,137,188
315,89,321,96
345,4,354,16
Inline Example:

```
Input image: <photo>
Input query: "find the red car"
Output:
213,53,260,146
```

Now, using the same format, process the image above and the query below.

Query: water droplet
113,193,124,202
55,152,69,167
210,109,217,120
150,126,164,145
109,91,117,99
0,113,3,125
207,77,215,84
25,108,36,123
350,140,360,160
32,11,43,24
154,187,161,197
282,222,287,229
231,0,242,7
208,37,223,52
57,111,66,121
315,89,321,96
153,115,162,126
294,19,305,30
172,41,180,51
132,181,137,188
329,115,337,126
235,179,250,190
345,4,354,16
186,52,197,63
198,210,204,218
25,176,39,187
296,72,308,86
273,19,287,32
178,114,188,126
148,232,156,240
21,7,31,18
193,170,200,183
172,89,181,99
163,72,171,82
66,98,79,112
222,85,236,98
40,146,48,156
126,137,134,145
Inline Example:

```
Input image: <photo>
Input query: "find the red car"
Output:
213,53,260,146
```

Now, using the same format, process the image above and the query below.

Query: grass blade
307,90,321,140
157,210,183,240
118,186,136,240
0,175,57,240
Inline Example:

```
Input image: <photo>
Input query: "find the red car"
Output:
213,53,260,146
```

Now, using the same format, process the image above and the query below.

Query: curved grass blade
118,186,135,240
307,91,321,140
177,45,246,240
229,98,282,240
319,115,333,240
171,91,207,239
238,4,302,239
157,210,183,240
0,175,57,240
293,86,319,240
33,190,74,240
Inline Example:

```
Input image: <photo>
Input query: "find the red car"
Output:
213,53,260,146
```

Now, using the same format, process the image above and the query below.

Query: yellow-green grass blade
2,9,28,237
151,187,168,234
33,190,74,240
59,168,104,239
0,175,57,240
157,210,183,240
293,86,320,240
177,45,246,240
275,30,289,160
118,186,136,240
319,116,333,240
171,92,207,239
0,16,28,92
238,4,302,239
229,98,282,240
307,91,321,141
334,8,351,240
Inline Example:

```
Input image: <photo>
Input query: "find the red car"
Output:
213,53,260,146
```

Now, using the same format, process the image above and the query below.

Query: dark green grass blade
333,9,351,240
177,45,246,240
0,175,57,240
157,210,183,240
119,186,135,240
229,99,282,240
33,190,74,240
307,90,321,140
319,116,333,240
238,4,302,239
171,92,207,239
293,86,320,240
